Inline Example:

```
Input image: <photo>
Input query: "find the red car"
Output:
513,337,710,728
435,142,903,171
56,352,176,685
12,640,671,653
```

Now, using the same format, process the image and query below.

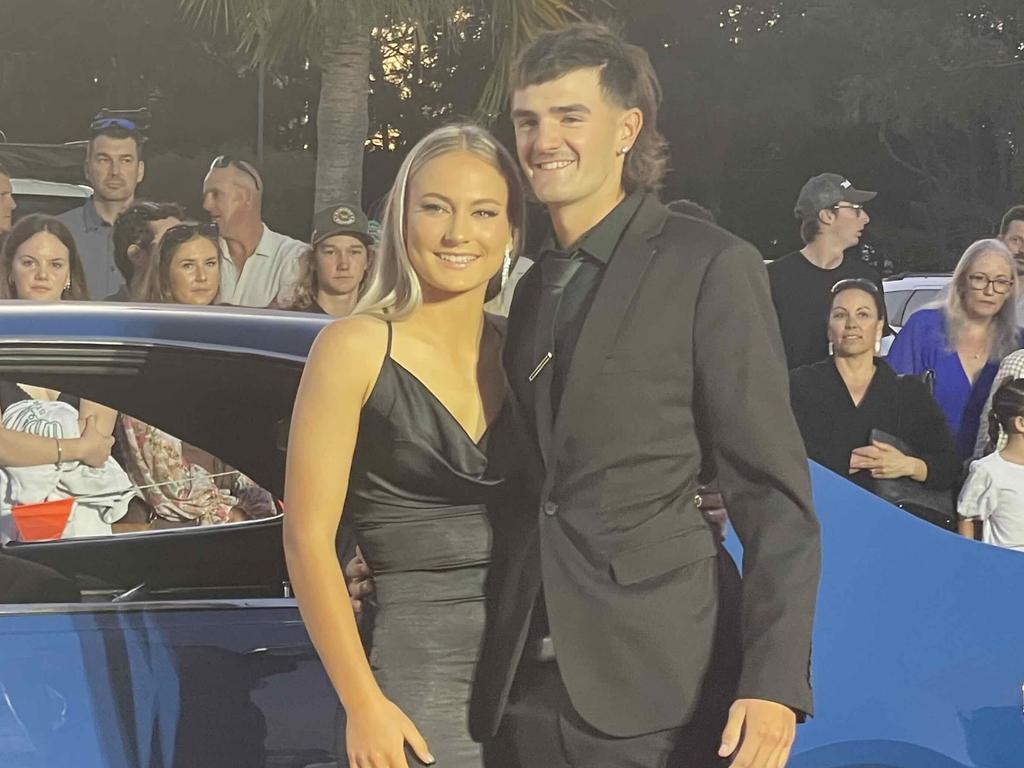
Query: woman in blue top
887,238,1020,460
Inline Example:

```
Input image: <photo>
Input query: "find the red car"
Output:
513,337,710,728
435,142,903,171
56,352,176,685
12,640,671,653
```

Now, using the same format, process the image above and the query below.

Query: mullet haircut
510,22,669,192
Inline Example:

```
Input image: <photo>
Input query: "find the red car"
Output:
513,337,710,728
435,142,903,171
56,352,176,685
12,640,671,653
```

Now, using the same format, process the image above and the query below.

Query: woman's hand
70,415,115,467
346,694,434,768
849,440,921,480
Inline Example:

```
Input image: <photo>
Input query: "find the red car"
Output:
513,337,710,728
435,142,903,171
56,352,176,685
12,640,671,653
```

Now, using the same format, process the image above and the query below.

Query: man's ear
619,107,643,154
136,160,145,186
818,207,836,226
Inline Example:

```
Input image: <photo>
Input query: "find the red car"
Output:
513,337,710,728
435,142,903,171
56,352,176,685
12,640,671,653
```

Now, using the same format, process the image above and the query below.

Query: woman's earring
64,280,71,293
828,342,834,356
874,338,882,355
500,245,513,292
617,146,631,156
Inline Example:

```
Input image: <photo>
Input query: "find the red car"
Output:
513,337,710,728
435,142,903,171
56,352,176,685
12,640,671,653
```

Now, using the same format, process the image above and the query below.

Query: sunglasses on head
90,117,138,131
209,155,262,191
162,222,219,247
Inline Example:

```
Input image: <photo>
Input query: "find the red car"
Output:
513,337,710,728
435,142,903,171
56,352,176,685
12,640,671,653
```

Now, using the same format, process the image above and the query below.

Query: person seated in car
789,278,961,493
121,221,275,526
0,215,119,438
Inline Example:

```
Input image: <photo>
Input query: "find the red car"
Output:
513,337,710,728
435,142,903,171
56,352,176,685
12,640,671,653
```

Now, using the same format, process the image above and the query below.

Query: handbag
869,427,958,531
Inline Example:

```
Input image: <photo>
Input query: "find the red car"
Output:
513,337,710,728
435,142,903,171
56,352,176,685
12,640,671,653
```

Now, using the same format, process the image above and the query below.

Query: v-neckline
388,358,502,447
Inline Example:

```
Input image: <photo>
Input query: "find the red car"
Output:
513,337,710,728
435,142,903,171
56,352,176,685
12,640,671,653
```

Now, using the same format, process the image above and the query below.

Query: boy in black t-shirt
768,173,890,370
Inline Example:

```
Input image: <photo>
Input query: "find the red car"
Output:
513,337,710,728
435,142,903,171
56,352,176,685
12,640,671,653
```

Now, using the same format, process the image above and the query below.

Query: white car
10,178,93,218
880,273,951,355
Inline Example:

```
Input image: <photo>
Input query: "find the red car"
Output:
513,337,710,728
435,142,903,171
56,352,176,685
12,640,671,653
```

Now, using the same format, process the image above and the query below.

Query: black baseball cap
311,202,372,247
794,173,877,219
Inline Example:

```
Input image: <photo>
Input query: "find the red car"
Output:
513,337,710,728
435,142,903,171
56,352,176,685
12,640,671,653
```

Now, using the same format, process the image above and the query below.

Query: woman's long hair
942,238,1019,361
354,123,526,321
0,214,89,300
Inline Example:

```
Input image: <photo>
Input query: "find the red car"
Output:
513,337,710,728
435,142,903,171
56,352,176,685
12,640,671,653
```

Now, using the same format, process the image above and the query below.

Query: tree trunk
315,14,370,211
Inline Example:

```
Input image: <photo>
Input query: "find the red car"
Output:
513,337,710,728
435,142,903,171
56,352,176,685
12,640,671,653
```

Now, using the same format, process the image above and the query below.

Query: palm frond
474,0,587,122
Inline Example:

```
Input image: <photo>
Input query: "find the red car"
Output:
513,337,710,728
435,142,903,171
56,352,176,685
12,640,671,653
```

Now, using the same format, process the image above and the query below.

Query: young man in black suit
469,24,822,768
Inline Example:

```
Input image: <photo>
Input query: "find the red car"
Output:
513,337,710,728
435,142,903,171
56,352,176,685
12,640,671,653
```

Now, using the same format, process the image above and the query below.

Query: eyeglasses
90,117,138,131
967,273,1015,294
832,203,867,217
162,222,219,247
209,155,262,191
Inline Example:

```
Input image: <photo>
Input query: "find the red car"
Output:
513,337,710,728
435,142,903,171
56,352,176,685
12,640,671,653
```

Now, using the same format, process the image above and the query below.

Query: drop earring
828,342,834,356
874,338,882,355
64,279,71,293
500,244,513,291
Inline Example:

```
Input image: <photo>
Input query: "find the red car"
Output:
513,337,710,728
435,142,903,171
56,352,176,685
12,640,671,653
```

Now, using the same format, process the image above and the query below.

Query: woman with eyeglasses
122,221,274,526
789,279,959,493
136,221,222,305
887,239,1023,461
0,215,114,468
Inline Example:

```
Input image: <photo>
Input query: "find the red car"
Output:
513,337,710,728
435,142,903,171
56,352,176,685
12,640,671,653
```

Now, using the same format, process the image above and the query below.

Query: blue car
1,301,1023,767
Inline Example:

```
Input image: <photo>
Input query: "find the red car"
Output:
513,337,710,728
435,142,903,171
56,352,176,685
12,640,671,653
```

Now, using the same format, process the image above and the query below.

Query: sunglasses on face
162,222,219,247
209,155,262,191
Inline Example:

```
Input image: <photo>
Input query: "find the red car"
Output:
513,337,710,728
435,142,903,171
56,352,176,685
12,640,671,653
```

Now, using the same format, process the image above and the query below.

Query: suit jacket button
542,501,558,516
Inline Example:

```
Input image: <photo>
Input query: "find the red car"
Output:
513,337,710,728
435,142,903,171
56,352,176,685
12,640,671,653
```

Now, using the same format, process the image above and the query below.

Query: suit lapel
545,196,669,490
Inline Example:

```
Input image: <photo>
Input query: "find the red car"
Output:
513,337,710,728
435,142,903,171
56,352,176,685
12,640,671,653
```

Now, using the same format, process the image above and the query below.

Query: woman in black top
789,278,960,491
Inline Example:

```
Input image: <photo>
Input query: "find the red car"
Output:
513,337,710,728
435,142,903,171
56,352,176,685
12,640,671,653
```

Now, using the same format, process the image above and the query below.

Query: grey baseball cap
794,173,877,219
311,202,373,247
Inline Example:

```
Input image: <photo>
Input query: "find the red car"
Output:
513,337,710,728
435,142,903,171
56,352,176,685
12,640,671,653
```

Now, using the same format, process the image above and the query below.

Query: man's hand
719,698,796,768
697,489,728,541
344,547,375,618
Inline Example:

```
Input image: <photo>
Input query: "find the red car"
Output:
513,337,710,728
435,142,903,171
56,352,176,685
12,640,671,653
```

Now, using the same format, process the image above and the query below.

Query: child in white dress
959,377,1024,550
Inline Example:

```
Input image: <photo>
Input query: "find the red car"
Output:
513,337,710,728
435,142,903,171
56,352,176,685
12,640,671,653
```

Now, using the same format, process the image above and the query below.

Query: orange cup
11,498,74,541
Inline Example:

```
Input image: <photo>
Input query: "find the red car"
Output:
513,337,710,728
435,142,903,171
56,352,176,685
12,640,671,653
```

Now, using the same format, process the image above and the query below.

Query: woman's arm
0,417,112,467
283,317,432,768
899,378,962,489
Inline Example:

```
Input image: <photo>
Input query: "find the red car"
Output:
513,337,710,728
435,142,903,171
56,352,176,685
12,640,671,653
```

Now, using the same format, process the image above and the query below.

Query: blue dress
885,308,998,460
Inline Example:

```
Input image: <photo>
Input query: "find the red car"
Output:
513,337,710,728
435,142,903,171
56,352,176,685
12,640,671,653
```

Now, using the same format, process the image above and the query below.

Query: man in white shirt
201,156,306,307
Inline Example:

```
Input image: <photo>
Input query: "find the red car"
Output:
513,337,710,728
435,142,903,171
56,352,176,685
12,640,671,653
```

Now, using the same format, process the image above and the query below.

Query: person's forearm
284,530,382,708
906,457,928,483
958,518,977,539
0,428,91,467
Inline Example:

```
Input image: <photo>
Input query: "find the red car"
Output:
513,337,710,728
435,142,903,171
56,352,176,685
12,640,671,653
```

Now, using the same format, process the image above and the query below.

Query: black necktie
530,252,582,463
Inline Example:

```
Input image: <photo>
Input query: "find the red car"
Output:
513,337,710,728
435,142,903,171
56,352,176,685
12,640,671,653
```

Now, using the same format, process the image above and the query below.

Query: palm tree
180,0,579,210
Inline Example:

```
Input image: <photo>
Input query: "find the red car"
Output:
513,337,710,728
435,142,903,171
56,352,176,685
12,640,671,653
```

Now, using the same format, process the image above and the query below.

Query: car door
0,336,341,768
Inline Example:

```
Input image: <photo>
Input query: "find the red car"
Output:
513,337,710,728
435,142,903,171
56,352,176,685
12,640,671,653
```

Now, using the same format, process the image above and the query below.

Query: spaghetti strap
385,321,393,358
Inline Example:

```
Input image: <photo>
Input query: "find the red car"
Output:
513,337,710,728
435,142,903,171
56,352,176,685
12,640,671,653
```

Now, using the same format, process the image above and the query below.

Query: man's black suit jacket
469,194,821,740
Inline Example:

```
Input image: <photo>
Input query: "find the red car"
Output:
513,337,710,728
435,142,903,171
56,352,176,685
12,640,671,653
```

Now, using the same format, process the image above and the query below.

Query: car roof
0,301,332,360
10,179,93,198
882,274,952,289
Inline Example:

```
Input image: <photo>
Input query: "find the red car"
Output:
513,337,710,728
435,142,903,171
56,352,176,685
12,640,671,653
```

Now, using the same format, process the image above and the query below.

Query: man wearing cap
768,173,888,370
56,118,146,298
278,203,373,316
201,155,307,307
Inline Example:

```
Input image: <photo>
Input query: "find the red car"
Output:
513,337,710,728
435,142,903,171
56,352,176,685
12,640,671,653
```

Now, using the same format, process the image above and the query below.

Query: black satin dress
338,322,509,766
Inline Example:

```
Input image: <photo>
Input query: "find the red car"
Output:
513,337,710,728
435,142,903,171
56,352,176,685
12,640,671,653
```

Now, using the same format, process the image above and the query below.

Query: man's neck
223,219,265,270
799,238,845,270
549,187,628,249
92,196,134,226
316,289,359,317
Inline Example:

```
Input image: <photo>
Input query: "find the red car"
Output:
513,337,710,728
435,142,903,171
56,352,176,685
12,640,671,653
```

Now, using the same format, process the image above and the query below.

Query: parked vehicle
881,272,952,354
0,301,340,768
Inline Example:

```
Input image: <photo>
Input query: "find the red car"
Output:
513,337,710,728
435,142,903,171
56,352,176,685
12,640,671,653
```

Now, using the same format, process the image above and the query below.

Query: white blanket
0,399,136,542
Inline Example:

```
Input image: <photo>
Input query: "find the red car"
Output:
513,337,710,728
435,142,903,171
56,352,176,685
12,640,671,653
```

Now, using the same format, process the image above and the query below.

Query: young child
958,377,1024,550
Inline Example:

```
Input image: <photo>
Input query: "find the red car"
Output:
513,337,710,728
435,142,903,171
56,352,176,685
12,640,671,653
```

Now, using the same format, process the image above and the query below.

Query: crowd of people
770,172,1024,551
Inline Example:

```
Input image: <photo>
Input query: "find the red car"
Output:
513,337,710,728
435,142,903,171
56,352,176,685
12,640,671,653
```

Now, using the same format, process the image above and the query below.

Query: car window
884,290,912,327
904,289,940,322
0,393,279,544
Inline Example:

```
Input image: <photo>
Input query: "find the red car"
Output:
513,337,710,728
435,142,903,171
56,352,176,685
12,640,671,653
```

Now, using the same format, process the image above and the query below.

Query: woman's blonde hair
942,238,1019,360
354,123,526,320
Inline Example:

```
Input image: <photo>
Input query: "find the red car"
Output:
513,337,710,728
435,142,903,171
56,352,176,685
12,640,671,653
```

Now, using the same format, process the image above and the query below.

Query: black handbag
869,427,958,531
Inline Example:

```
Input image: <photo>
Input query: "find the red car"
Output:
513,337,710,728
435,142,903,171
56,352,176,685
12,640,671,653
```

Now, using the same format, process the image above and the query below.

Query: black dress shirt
540,191,644,420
